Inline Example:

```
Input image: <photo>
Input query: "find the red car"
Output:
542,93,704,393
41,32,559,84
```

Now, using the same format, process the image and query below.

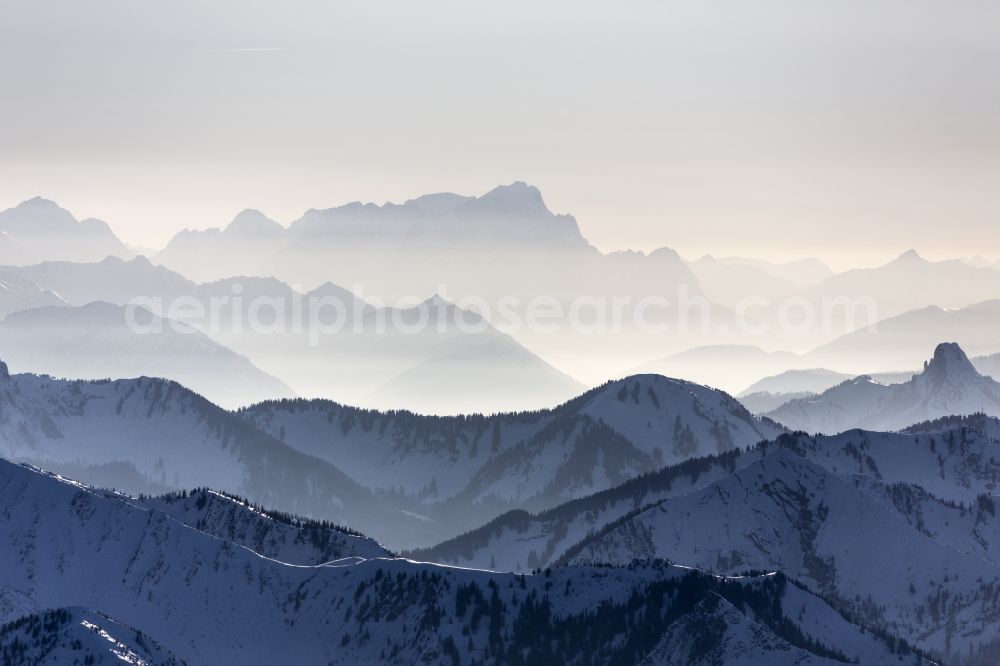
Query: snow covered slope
737,367,916,415
240,374,783,545
137,487,392,564
769,342,1000,433
0,458,920,665
0,607,184,666
0,357,779,549
563,449,1000,664
415,416,1000,572
0,363,412,543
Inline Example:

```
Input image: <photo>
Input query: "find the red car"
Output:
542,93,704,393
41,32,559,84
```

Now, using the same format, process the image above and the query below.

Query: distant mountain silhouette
806,299,1000,373
0,257,584,413
0,198,132,265
0,270,66,319
155,183,702,315
632,345,803,393
0,302,295,408
802,250,1000,318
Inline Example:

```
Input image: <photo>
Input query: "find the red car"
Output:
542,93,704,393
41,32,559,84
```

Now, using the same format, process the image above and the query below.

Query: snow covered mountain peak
582,373,763,418
0,359,8,381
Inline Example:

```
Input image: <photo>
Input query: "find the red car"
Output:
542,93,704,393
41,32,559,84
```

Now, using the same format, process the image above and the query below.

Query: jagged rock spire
922,342,978,385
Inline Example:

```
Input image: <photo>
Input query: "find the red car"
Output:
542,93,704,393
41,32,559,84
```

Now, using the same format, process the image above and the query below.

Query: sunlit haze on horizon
2,0,998,270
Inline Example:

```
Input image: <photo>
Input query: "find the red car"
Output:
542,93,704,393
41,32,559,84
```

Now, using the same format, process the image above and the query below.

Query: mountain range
0,269,66,319
685,255,835,311
1,187,998,663
642,297,1000,395
8,191,1000,398
0,360,408,535
0,198,132,265
739,352,1000,415
802,249,1000,319
634,345,803,394
153,184,730,385
414,415,1000,663
0,453,928,665
0,360,780,549
0,257,584,412
154,183,701,305
563,447,1000,663
0,301,295,408
768,342,1000,433
806,299,1000,374
413,413,1000,565
240,374,783,544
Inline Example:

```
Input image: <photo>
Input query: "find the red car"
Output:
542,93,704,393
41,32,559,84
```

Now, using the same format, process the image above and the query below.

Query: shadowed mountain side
0,607,184,665
415,417,1000,663
414,416,1000,571
0,364,435,545
0,358,779,549
0,457,924,664
239,374,783,546
561,448,1000,664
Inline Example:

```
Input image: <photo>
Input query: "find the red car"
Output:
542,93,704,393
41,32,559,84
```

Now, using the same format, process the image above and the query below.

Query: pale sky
1,0,998,269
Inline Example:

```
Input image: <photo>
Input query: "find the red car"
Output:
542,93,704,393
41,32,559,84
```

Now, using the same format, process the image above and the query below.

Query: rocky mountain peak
922,342,979,385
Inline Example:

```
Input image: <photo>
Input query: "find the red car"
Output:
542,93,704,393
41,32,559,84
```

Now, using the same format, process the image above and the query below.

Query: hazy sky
1,0,998,268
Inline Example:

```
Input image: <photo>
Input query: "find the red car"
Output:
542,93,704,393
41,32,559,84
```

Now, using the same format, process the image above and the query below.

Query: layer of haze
1,0,998,268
